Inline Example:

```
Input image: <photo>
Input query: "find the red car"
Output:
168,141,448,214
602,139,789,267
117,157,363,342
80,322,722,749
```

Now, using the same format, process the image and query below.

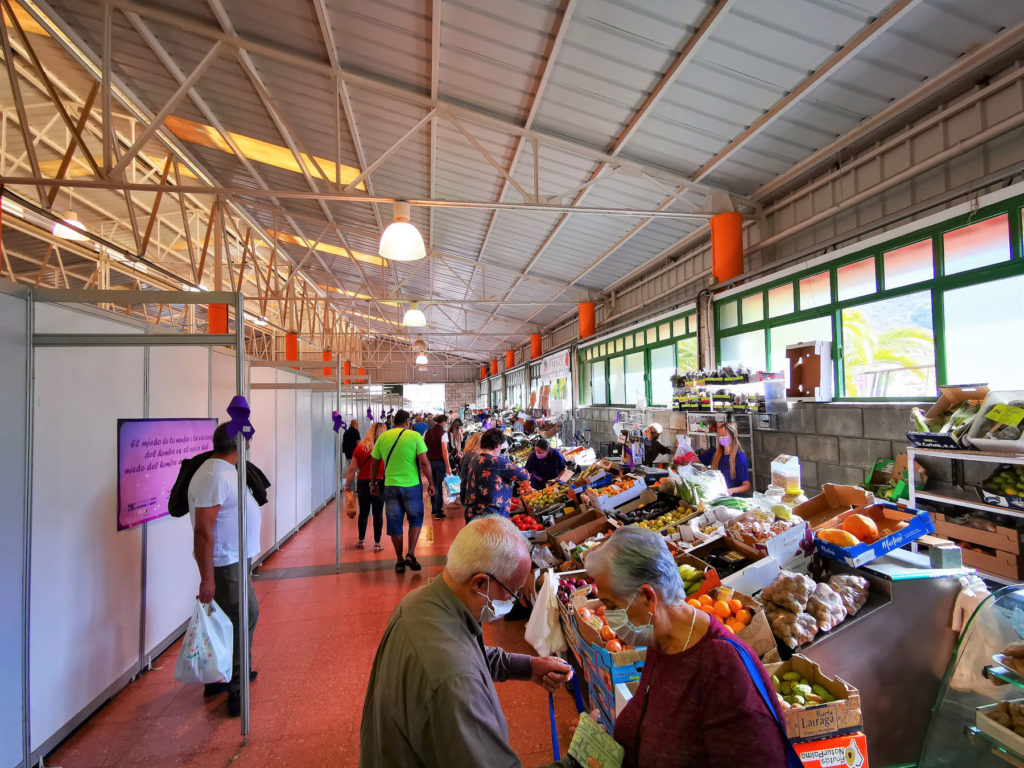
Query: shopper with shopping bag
189,422,262,717
344,422,387,552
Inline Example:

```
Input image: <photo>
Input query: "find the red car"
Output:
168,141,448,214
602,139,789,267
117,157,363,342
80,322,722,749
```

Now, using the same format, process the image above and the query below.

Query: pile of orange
686,593,753,635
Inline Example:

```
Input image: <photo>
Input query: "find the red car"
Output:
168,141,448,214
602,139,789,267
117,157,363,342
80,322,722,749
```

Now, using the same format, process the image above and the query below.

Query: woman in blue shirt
524,438,566,490
698,423,751,496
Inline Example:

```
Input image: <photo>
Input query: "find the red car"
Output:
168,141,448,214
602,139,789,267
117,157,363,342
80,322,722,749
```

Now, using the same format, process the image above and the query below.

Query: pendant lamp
379,201,425,262
415,353,428,365
402,301,427,327
53,209,88,241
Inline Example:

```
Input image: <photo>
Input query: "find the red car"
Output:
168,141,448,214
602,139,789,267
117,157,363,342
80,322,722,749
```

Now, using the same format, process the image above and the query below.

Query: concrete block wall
445,381,478,412
579,401,991,499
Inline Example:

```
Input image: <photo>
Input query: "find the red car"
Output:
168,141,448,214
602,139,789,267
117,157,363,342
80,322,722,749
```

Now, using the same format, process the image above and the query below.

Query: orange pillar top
285,332,299,362
506,350,515,369
530,334,542,360
481,364,487,381
322,350,332,378
490,360,498,376
208,304,228,335
579,302,596,340
710,212,744,283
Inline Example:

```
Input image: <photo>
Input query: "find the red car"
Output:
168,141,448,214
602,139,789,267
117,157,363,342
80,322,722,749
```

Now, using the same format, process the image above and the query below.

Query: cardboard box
571,593,646,686
764,655,863,743
929,512,1021,554
706,586,779,662
583,479,646,512
814,502,935,567
960,545,1022,580
728,519,813,572
862,453,926,502
554,517,615,562
614,489,658,516
907,384,989,449
792,732,868,768
674,551,720,599
966,389,1024,454
794,485,875,530
691,536,784,594
978,486,1024,512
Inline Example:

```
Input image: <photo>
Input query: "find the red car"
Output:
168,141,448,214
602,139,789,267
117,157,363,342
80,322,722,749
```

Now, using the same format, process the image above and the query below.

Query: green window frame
713,194,1024,401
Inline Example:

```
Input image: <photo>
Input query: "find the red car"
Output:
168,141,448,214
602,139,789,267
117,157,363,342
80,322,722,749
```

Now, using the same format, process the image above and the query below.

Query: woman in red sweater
585,527,797,768
344,422,387,551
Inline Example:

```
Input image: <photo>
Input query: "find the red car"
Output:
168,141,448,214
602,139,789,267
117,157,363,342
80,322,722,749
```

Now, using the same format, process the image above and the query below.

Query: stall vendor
642,423,673,466
524,439,566,490
698,422,751,495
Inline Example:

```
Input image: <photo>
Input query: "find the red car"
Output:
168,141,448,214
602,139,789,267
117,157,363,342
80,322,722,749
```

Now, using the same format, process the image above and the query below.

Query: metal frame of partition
23,288,256,751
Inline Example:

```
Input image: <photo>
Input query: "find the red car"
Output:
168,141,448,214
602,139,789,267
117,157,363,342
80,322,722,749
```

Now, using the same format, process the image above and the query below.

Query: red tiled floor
46,501,579,768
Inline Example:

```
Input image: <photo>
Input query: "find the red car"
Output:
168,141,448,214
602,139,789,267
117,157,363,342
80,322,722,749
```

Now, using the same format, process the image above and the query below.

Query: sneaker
356,540,365,549
405,554,422,572
204,670,257,697
373,543,384,552
395,559,406,574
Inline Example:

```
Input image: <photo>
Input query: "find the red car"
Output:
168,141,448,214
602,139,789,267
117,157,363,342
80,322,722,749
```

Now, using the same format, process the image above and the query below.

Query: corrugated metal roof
19,0,1024,359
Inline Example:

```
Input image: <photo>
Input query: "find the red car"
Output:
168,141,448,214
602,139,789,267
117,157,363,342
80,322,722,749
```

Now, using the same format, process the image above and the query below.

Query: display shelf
965,726,1024,768
908,447,1024,465
983,664,1024,690
980,571,1022,587
915,488,1024,520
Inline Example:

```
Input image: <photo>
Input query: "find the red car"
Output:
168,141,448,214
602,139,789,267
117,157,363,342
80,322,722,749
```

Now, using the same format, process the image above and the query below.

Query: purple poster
117,417,217,530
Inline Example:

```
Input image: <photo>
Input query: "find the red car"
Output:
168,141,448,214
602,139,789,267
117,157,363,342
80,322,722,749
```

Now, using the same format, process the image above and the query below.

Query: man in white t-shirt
189,423,262,717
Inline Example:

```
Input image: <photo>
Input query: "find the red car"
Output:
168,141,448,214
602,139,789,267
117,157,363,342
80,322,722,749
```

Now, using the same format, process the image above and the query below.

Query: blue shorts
384,484,425,536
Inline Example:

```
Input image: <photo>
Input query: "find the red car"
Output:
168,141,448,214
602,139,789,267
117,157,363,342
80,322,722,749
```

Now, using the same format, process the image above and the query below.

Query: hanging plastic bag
174,600,233,685
345,489,359,519
525,570,567,657
443,474,461,505
673,434,698,465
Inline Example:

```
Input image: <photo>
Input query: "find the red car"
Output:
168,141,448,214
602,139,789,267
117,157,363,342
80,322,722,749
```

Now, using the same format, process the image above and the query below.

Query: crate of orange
687,585,780,663
570,592,646,685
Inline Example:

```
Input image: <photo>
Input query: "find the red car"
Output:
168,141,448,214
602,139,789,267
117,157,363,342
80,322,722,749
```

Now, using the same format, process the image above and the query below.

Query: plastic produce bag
443,474,461,505
174,600,233,685
673,434,698,465
678,463,728,503
525,569,567,657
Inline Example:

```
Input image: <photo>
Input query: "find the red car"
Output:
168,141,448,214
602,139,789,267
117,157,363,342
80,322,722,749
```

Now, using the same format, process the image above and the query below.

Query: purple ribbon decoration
366,406,374,422
379,409,386,421
332,411,344,433
226,395,255,441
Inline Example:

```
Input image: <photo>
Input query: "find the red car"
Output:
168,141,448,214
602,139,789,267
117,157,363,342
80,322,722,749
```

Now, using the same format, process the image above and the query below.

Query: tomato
599,624,616,642
605,639,623,653
577,607,592,621
596,605,606,617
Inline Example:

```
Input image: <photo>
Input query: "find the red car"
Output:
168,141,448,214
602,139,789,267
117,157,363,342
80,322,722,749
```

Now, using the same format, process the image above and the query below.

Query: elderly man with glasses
359,515,578,768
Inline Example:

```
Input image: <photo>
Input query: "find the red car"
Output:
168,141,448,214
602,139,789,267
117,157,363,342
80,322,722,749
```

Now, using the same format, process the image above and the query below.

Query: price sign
988,403,1024,427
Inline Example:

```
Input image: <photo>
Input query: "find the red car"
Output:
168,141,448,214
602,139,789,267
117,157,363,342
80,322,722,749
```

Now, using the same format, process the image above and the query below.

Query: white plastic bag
443,474,461,504
174,599,233,684
524,569,567,657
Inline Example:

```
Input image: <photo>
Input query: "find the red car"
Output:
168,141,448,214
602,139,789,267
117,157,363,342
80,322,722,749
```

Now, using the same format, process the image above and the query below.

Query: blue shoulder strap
549,672,587,761
721,636,804,768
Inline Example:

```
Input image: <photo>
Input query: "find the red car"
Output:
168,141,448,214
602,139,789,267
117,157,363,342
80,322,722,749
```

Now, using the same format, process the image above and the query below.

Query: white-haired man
359,516,577,768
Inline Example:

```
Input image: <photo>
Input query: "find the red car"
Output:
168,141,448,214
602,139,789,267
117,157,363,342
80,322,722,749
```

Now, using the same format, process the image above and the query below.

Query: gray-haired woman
584,526,794,768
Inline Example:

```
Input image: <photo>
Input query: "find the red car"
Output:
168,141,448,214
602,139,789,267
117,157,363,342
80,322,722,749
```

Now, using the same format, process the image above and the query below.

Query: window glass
624,336,633,350
884,239,933,289
768,283,795,317
841,291,935,397
741,293,764,324
673,318,686,337
686,315,694,334
944,214,1010,275
720,330,766,372
836,257,876,302
719,301,738,330
625,351,645,407
769,317,833,385
677,337,698,373
799,272,831,310
579,360,591,405
591,361,607,405
659,322,671,340
650,345,675,405
635,332,644,346
646,328,657,345
944,274,1024,388
615,338,624,353
608,357,625,404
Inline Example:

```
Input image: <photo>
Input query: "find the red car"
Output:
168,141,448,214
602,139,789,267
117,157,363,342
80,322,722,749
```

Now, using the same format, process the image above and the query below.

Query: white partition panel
249,366,278,556
295,387,312,524
143,346,209,655
31,318,144,750
0,289,27,768
310,393,324,508
274,370,297,540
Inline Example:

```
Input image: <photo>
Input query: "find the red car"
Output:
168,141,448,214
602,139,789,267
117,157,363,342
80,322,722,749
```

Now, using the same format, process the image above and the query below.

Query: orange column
343,360,351,385
481,364,487,381
208,304,228,334
710,212,744,283
530,334,542,359
490,359,498,376
357,367,366,383
578,302,595,340
285,332,298,361
322,350,332,377
506,350,515,369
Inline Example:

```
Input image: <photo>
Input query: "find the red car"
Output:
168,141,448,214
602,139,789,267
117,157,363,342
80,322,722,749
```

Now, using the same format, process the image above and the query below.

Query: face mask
535,451,548,459
605,595,654,647
475,577,516,623
718,435,732,447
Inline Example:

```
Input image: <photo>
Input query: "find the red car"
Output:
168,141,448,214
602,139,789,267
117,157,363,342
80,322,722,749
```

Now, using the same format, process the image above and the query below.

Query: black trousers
356,478,385,542
213,559,259,693
429,459,446,515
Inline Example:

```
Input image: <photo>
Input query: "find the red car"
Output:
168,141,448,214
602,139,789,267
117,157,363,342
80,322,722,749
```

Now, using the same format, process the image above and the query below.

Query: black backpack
167,451,214,517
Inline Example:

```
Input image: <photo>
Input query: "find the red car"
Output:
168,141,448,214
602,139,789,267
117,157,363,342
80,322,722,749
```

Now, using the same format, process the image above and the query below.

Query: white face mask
604,593,654,647
475,576,516,622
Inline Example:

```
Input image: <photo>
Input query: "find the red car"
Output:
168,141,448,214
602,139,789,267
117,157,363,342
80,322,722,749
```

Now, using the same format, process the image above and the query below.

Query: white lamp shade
412,339,427,353
53,210,88,241
415,353,428,365
402,305,427,327
379,220,425,262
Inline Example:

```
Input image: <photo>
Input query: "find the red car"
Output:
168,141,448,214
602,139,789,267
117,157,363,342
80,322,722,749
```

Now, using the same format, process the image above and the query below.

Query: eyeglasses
486,572,524,603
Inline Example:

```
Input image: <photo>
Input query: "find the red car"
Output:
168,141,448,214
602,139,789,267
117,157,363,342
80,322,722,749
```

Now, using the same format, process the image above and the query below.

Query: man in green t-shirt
370,410,435,574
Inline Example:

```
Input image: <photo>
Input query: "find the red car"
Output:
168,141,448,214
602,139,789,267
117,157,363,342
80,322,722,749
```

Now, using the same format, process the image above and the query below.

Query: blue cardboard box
814,502,934,567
